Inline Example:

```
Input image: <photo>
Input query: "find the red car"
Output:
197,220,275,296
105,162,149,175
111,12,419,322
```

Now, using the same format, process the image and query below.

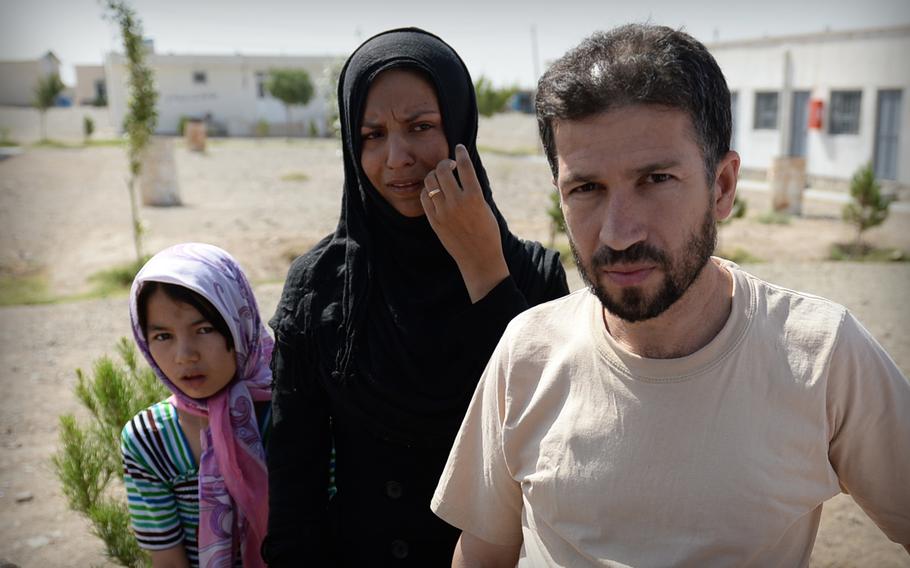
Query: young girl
121,243,271,568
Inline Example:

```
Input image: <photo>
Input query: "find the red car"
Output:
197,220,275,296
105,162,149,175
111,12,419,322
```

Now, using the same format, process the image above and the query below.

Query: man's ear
713,150,740,221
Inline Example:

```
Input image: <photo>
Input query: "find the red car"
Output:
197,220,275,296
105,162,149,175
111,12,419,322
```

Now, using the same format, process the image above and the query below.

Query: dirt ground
0,110,908,566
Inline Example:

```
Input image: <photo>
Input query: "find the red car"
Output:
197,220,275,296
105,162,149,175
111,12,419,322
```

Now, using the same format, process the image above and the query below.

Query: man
431,24,910,566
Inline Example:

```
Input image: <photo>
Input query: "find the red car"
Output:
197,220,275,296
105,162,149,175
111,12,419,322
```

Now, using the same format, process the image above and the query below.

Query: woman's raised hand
420,144,510,303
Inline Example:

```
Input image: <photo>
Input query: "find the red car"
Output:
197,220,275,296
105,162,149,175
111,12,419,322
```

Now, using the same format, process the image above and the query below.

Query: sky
2,0,909,88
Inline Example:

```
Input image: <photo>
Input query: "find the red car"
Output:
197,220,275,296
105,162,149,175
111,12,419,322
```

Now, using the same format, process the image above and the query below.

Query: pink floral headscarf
129,243,271,568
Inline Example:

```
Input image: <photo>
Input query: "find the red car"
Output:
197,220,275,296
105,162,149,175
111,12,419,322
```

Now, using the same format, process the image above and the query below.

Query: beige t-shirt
432,262,910,567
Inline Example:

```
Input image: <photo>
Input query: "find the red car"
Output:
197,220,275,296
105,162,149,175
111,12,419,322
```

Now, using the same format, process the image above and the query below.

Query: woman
264,28,568,566
122,243,272,568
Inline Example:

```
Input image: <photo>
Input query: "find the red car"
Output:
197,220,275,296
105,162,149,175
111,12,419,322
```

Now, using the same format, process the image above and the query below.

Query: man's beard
570,207,717,323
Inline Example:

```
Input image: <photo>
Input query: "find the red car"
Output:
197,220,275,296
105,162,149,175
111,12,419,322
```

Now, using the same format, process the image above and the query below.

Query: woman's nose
385,132,415,169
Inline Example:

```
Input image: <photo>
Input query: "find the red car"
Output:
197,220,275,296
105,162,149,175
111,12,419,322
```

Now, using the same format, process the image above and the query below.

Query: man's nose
599,192,647,252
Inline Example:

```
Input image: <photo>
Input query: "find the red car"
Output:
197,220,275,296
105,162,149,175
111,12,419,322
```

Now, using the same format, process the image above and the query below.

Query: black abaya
264,28,569,566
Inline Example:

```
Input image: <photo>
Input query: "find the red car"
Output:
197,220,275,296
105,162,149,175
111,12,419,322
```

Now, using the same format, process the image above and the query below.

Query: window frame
255,71,267,99
829,90,862,135
753,91,779,130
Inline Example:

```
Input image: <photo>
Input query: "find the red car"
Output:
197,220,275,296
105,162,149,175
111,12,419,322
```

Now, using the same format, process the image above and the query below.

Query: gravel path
1,111,908,566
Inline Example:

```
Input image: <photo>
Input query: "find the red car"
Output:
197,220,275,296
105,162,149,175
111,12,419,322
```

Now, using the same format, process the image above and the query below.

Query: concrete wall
712,27,910,186
106,53,340,137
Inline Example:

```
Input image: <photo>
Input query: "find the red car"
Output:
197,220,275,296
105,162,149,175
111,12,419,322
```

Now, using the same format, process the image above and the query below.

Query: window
256,71,267,98
94,79,106,101
829,90,862,134
192,71,207,85
753,92,778,130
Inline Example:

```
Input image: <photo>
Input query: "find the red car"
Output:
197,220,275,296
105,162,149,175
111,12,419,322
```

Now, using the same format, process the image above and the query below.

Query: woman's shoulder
272,233,345,334
284,235,335,279
506,237,569,301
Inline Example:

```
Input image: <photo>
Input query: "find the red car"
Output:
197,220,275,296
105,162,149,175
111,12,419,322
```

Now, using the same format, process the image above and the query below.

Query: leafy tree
53,338,168,567
33,73,65,141
267,69,314,138
842,162,890,254
474,75,518,117
104,0,158,265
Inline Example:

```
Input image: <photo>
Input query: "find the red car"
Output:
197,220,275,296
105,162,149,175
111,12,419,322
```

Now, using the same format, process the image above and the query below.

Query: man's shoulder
731,264,849,339
510,287,591,328
500,288,593,351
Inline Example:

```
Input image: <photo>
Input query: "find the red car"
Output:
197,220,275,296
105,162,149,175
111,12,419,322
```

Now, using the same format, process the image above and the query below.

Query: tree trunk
40,110,47,142
127,175,143,264
285,105,292,141
854,223,864,258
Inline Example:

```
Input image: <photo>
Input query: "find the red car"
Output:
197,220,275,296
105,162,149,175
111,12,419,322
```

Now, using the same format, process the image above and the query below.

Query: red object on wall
808,99,824,129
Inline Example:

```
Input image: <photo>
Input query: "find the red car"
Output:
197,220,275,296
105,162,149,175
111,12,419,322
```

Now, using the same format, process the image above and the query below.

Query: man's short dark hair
536,24,732,183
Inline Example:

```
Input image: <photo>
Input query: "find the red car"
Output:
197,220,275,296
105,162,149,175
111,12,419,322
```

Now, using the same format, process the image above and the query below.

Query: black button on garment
385,480,403,499
391,539,409,559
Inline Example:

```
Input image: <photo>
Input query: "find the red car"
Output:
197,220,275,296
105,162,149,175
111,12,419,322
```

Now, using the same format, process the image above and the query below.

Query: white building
0,52,62,107
104,47,343,137
710,25,909,189
74,65,107,106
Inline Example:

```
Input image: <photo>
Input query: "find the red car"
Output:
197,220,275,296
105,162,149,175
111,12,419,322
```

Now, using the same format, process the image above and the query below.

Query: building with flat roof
104,46,342,137
0,52,62,107
709,25,909,189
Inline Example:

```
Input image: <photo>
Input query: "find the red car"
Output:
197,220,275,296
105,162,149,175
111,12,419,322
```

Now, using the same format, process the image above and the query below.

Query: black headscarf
272,28,563,445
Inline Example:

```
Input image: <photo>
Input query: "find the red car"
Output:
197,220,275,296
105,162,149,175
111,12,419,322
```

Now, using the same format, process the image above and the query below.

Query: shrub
53,338,168,567
0,127,19,147
474,76,518,117
547,190,566,248
722,195,747,224
84,116,95,142
843,162,890,255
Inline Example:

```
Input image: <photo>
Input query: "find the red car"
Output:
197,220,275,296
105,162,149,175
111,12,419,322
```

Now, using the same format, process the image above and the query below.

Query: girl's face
144,288,237,400
360,68,449,218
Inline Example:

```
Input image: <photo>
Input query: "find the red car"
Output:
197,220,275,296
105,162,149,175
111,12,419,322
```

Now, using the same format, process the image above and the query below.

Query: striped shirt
121,400,271,567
